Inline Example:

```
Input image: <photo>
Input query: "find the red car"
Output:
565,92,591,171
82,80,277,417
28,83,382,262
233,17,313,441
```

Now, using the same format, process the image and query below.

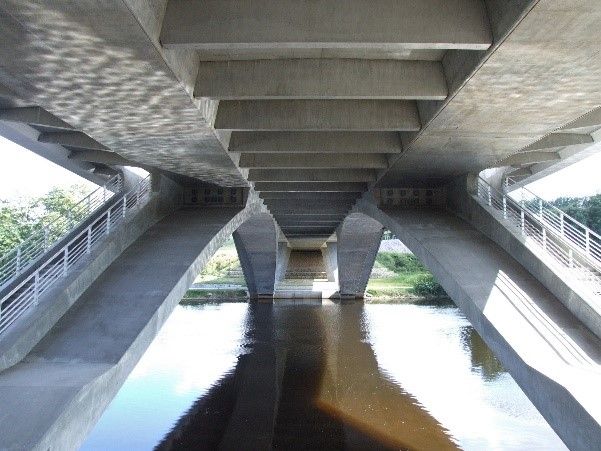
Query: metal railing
0,175,123,289
504,177,601,266
476,177,601,296
0,174,152,335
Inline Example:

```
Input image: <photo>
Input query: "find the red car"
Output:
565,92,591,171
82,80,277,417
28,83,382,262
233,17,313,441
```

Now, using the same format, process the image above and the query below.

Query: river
81,299,566,450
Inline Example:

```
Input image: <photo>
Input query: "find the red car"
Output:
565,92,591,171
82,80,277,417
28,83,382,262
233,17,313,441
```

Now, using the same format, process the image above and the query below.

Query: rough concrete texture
195,59,447,100
161,0,491,50
0,0,246,186
380,0,601,185
0,203,264,450
355,200,601,451
233,213,278,299
336,213,384,298
215,100,421,132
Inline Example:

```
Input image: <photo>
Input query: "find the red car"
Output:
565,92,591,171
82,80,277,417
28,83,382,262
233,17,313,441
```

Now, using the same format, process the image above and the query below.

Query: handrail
504,177,601,266
0,174,152,335
0,175,123,289
476,177,601,297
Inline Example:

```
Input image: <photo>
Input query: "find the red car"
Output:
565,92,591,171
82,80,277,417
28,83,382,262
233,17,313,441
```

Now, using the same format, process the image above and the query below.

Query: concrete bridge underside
0,0,601,449
0,179,599,450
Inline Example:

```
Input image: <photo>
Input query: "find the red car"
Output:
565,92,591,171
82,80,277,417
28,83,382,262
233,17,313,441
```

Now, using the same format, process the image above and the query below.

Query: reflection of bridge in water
156,302,458,450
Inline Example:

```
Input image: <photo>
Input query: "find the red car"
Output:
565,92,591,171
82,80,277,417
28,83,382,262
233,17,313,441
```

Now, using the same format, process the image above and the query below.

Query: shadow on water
155,302,459,450
461,326,505,382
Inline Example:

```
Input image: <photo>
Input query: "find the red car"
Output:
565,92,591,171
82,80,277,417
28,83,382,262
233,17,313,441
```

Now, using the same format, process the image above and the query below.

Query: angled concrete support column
336,213,384,299
321,242,338,283
275,242,291,282
233,213,277,301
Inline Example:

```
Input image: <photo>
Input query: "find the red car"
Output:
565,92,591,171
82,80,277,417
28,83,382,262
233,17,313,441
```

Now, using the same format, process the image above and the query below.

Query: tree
550,194,601,235
0,185,90,256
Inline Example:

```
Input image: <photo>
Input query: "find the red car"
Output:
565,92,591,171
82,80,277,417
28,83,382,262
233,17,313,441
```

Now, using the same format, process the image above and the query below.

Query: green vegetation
375,252,426,274
367,251,447,299
549,195,601,234
411,273,447,297
0,186,89,255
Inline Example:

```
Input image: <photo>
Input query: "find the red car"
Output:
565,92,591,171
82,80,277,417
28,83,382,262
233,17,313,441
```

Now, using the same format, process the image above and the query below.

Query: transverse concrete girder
253,182,367,192
238,153,389,169
559,107,601,134
260,192,360,201
38,131,108,151
195,60,447,100
274,214,345,222
0,107,72,130
161,0,492,51
214,100,421,131
521,133,594,152
266,201,353,214
248,169,377,182
69,150,132,166
229,131,404,154
496,151,561,167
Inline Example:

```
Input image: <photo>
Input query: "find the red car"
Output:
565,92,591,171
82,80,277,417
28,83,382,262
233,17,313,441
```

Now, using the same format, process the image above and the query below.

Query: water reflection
81,300,566,450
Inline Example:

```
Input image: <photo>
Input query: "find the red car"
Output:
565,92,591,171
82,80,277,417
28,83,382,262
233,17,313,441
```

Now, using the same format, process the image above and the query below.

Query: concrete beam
269,207,351,215
196,60,447,100
266,202,353,214
506,167,533,179
522,133,594,152
248,169,377,182
38,131,108,151
254,182,367,192
274,214,345,222
0,107,72,129
214,100,421,131
260,192,360,201
559,107,601,134
68,149,133,166
496,151,561,167
161,0,491,51
229,131,403,154
238,153,388,169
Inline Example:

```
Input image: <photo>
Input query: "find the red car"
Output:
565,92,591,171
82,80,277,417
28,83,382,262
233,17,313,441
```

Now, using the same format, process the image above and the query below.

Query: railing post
539,198,543,220
586,229,591,255
34,271,40,305
502,195,507,219
487,185,492,207
87,225,92,254
520,209,525,235
542,228,547,250
43,227,49,250
122,195,127,218
15,247,21,275
63,247,69,275
106,209,111,235
560,212,565,235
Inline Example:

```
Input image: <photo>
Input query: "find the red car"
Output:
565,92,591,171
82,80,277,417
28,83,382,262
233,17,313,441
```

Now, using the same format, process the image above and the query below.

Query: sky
0,133,600,203
524,148,601,201
0,135,97,201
